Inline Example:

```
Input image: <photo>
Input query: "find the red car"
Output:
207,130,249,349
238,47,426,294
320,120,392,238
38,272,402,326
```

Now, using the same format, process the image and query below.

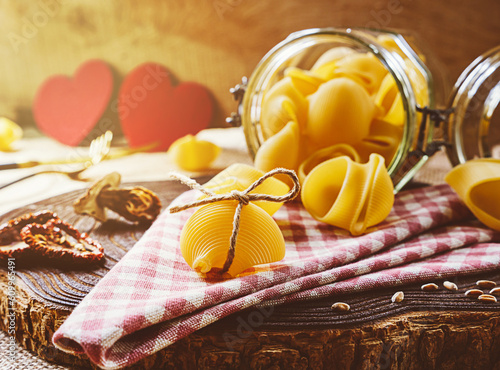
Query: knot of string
230,190,250,205
168,168,300,274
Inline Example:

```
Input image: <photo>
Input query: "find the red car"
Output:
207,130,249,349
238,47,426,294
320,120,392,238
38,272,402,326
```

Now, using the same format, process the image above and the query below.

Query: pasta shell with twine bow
169,168,300,277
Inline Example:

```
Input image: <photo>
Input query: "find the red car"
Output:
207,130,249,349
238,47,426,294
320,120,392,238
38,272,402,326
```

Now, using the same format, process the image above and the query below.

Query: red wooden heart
118,63,213,151
33,60,113,146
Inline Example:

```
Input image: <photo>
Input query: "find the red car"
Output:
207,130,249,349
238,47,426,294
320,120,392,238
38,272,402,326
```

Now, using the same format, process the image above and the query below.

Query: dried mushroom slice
74,172,121,222
97,186,162,223
0,211,58,258
74,172,162,224
21,219,104,264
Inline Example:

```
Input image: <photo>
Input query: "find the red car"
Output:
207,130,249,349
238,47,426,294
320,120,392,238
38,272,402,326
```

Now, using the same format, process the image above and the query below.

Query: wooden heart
33,60,113,146
118,63,213,151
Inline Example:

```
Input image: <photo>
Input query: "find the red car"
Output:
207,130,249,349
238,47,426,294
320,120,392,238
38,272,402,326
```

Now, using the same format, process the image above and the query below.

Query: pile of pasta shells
176,37,430,278
254,36,428,235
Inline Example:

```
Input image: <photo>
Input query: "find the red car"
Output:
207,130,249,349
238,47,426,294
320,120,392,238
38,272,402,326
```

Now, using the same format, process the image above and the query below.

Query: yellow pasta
353,119,403,164
403,59,429,107
180,200,285,277
353,135,400,165
307,77,375,148
374,74,404,126
369,118,404,139
261,76,308,138
333,52,389,94
376,35,408,59
311,47,355,71
311,60,339,81
445,159,500,231
254,119,300,175
0,117,23,151
301,153,394,235
284,67,326,95
202,163,290,216
169,135,221,172
256,44,419,221
310,47,355,80
298,144,360,184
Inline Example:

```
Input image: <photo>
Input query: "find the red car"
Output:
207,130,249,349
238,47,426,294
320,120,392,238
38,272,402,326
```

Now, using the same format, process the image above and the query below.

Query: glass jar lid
446,46,500,165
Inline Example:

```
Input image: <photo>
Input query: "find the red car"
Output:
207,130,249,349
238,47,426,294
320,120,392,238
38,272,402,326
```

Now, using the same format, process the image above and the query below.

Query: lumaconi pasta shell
403,58,429,107
311,60,339,81
353,135,400,165
445,159,500,231
369,118,404,138
0,117,23,151
301,153,394,235
333,52,388,94
180,200,285,277
307,77,375,148
353,118,403,165
202,163,290,216
298,144,360,184
168,135,221,171
374,74,404,126
284,67,325,96
261,76,308,139
261,95,299,140
311,46,355,73
375,73,397,111
376,35,407,59
254,119,301,176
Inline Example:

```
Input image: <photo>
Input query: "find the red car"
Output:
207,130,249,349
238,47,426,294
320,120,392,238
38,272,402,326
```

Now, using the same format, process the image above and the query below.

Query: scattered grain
421,283,439,291
443,281,458,291
476,280,497,289
391,291,404,303
464,289,483,297
478,294,497,303
489,287,500,296
331,302,350,312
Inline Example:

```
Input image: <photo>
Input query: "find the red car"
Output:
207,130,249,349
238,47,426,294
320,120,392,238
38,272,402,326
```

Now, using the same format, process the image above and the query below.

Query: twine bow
169,168,301,274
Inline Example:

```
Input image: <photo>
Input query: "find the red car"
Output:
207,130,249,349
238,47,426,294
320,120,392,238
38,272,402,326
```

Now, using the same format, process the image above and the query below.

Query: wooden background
1,0,499,131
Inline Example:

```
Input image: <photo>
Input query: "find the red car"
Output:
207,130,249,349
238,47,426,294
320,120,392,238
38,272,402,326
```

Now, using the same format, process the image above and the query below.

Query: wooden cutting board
1,180,500,369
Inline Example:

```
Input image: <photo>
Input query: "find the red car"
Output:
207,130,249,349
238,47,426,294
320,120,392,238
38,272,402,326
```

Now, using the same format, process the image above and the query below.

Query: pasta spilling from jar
301,153,394,236
254,36,427,234
255,37,429,179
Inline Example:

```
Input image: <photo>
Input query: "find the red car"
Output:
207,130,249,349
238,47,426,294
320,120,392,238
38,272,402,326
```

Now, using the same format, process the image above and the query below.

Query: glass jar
227,28,500,192
446,45,500,165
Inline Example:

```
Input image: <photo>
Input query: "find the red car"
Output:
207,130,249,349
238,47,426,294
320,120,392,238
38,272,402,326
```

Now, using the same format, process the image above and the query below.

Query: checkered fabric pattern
53,184,500,369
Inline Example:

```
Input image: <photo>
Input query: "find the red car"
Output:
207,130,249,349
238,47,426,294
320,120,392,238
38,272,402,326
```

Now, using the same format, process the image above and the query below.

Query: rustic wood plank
1,180,500,369
2,269,500,369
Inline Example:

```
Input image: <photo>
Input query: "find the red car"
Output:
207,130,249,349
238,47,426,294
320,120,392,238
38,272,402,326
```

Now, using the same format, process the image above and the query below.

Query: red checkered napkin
53,184,500,369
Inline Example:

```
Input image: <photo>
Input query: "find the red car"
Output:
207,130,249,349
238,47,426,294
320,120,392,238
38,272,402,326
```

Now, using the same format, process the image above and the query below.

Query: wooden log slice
1,180,500,369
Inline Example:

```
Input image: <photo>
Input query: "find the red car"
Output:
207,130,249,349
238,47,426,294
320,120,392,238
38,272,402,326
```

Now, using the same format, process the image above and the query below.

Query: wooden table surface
1,176,500,369
1,128,499,369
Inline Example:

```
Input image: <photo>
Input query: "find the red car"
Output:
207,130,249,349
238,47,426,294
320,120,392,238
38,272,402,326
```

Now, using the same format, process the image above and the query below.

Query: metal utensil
0,141,158,171
0,131,113,190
